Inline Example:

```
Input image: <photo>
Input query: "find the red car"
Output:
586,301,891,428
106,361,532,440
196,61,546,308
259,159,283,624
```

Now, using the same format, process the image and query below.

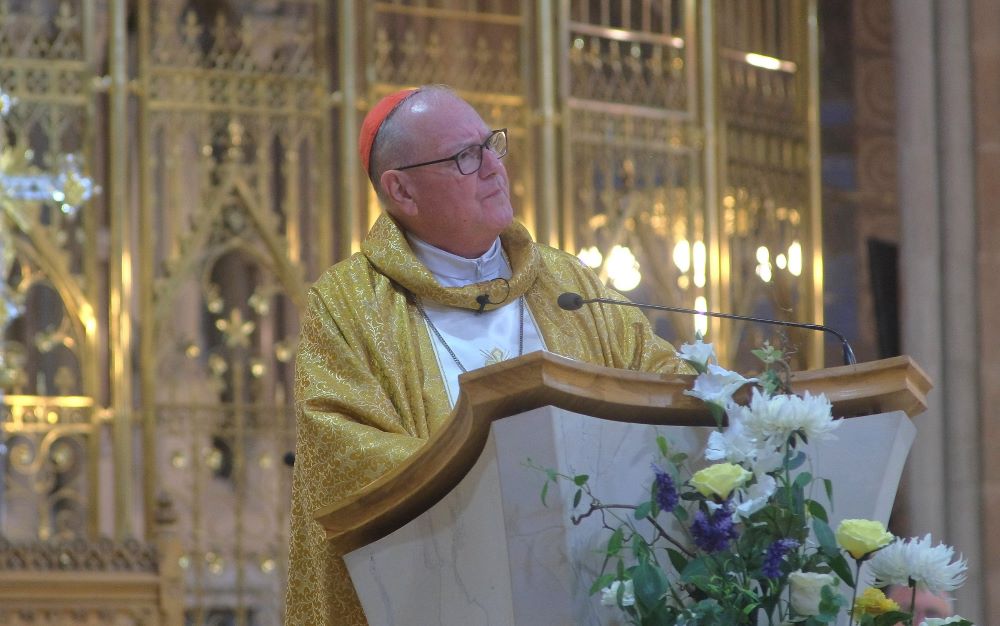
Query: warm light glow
606,245,641,291
756,263,773,283
577,246,603,269
672,239,690,273
755,246,770,264
744,52,797,73
788,241,802,277
692,240,706,288
776,253,787,270
745,52,782,71
694,296,709,336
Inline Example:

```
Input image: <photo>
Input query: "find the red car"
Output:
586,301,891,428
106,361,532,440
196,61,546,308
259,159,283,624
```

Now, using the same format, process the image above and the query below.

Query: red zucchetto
358,87,419,177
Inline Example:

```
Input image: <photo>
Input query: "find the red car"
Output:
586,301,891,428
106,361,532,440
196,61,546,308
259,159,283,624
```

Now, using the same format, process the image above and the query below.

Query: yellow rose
689,463,752,500
835,519,894,559
853,587,899,617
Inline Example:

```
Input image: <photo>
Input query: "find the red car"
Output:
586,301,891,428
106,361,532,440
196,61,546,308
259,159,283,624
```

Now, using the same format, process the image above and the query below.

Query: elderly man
884,585,954,625
284,85,690,625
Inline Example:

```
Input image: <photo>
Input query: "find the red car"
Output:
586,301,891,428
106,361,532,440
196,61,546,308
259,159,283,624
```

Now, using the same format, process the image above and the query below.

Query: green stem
907,583,916,626
848,559,862,626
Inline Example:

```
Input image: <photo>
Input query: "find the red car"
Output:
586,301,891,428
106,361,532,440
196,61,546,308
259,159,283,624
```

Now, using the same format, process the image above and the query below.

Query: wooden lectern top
314,352,932,554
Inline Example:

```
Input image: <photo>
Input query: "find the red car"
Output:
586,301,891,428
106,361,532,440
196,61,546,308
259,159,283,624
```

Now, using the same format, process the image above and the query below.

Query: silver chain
414,296,525,373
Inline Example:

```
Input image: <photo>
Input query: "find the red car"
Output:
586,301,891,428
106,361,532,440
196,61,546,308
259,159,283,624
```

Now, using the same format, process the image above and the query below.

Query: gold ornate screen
0,1,821,623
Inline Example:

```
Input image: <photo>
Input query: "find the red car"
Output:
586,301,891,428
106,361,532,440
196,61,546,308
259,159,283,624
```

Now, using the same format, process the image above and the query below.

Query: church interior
0,0,996,623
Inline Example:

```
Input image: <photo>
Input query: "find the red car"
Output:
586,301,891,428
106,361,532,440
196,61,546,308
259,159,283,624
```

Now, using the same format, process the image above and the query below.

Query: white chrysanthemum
707,405,784,470
868,534,968,593
678,339,717,369
738,388,839,444
684,364,755,407
920,617,972,626
705,411,757,464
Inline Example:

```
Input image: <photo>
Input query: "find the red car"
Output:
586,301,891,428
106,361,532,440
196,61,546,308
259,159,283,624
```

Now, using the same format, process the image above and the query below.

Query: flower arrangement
537,339,971,626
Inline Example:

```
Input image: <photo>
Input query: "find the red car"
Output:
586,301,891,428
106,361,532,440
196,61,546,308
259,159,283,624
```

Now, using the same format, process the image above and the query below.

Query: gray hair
368,84,458,204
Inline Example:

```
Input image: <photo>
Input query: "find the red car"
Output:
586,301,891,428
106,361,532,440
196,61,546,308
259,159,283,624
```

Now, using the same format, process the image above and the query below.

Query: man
884,585,953,625
285,85,690,625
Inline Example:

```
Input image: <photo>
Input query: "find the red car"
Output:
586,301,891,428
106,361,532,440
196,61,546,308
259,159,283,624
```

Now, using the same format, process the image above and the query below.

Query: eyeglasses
394,128,508,176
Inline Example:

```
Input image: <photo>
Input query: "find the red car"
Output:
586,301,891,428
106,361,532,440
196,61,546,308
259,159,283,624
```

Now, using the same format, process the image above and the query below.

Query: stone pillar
894,0,982,620
971,0,1000,618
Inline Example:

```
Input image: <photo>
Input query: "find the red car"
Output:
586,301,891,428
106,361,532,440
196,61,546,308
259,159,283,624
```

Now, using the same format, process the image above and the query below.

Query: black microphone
557,292,857,366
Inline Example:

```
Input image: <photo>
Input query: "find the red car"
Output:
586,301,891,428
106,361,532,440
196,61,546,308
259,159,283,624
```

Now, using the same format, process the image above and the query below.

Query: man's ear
380,170,418,217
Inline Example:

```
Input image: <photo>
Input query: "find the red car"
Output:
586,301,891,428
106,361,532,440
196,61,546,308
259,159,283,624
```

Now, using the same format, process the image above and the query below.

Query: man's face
885,586,952,625
390,93,513,258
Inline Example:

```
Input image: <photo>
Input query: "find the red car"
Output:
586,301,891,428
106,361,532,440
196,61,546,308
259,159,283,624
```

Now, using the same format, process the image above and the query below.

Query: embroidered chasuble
285,213,691,626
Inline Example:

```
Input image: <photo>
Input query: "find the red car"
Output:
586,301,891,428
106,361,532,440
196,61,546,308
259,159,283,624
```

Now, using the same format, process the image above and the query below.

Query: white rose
788,570,837,616
600,579,635,607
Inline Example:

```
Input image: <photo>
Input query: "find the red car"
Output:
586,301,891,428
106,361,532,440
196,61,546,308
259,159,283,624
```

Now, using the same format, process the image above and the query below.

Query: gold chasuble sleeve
285,257,452,626
285,214,691,626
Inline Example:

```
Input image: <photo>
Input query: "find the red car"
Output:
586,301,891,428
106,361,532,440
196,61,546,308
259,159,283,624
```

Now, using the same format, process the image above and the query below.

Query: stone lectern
315,352,931,626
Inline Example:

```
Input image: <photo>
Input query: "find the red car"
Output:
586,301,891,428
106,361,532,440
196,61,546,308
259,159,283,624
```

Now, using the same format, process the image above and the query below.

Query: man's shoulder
532,241,585,268
308,253,387,304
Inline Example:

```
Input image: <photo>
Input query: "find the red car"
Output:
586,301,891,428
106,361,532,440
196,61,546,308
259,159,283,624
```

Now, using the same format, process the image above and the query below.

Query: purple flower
690,505,739,553
651,463,678,513
762,538,800,578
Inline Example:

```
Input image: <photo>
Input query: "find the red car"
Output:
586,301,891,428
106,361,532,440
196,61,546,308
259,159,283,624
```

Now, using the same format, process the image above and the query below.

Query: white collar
406,234,509,287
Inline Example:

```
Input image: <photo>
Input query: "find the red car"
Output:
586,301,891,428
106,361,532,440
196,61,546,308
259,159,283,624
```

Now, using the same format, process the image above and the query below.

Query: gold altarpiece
0,1,820,623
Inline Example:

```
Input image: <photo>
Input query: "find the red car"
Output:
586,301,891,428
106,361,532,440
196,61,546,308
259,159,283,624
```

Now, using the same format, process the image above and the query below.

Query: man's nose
478,147,504,177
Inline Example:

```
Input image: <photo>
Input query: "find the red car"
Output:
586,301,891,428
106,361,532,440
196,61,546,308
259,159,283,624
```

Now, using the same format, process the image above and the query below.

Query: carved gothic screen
0,1,821,624
0,0,102,543
138,1,326,623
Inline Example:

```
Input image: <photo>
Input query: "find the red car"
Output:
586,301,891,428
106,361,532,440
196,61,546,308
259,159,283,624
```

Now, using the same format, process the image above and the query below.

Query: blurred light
788,241,802,276
756,263,773,283
745,52,796,72
776,253,787,270
577,246,603,269
694,296,709,336
692,240,706,288
606,245,641,291
672,239,690,273
755,246,770,264
745,53,781,70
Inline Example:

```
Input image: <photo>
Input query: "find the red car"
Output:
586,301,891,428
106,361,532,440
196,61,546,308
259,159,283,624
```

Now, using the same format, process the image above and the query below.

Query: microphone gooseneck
557,291,857,366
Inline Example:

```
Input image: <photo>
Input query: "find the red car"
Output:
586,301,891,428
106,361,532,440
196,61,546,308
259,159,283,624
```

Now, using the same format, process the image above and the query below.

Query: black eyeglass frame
393,128,508,176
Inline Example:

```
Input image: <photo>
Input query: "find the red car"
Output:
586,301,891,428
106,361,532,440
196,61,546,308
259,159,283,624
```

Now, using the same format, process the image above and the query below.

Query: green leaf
540,481,549,506
573,488,582,508
806,499,829,523
666,548,688,574
607,527,624,556
589,572,616,596
670,452,688,465
635,501,652,520
817,585,847,622
828,553,855,586
632,561,668,608
673,506,689,522
573,474,589,486
680,556,709,583
812,517,837,554
787,450,807,470
794,471,813,489
657,434,669,458
872,612,911,626
823,478,834,504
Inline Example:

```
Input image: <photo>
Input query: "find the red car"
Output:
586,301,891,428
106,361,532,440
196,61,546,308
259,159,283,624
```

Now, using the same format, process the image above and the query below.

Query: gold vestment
285,214,690,625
